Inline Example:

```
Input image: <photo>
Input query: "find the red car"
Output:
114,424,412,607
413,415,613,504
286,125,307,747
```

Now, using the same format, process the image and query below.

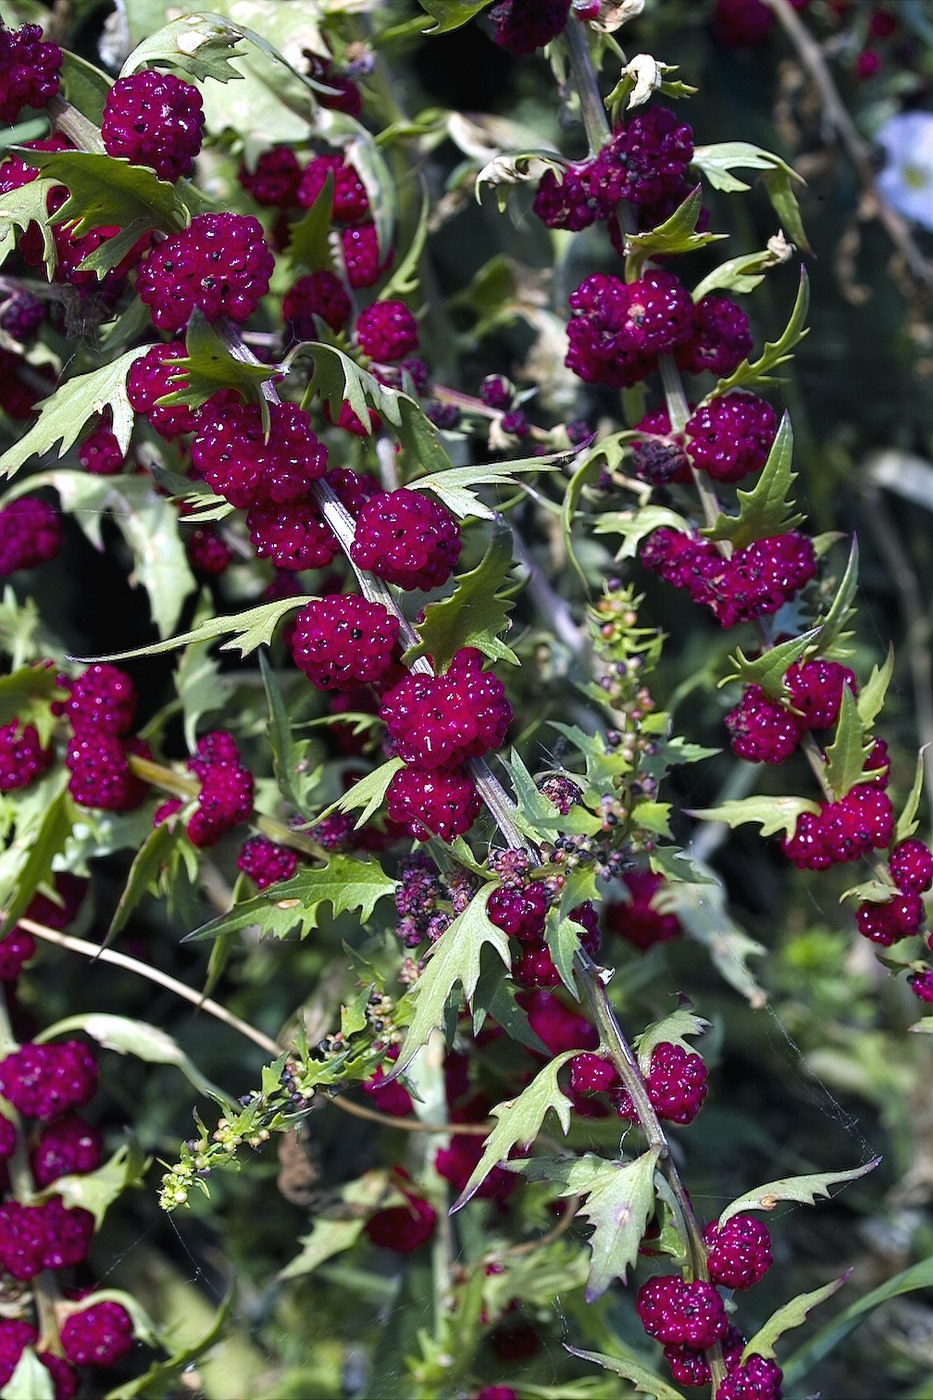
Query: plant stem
564,18,611,151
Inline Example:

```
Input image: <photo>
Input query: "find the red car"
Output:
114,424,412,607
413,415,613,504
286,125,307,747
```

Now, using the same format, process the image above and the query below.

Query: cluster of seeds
641,526,817,628
185,730,254,849
63,664,152,813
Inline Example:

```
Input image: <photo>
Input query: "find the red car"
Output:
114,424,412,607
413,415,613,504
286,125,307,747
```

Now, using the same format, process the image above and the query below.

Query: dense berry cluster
489,0,571,54
191,397,327,508
297,153,370,221
0,719,53,791
239,146,301,206
683,392,777,482
364,1178,437,1252
0,21,61,124
237,835,299,890
101,69,204,182
136,213,274,331
0,497,61,575
381,649,512,770
386,766,481,843
781,783,895,870
0,1041,96,1121
641,527,817,627
703,1213,773,1289
356,299,419,362
63,664,151,812
127,341,201,438
31,1113,103,1187
292,595,399,690
614,1042,708,1125
186,730,254,848
637,1275,729,1349
283,270,352,336
566,270,694,387
351,488,461,591
60,1301,135,1369
606,870,682,949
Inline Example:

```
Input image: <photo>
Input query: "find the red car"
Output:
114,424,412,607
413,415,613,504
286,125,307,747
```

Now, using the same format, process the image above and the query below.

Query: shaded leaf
285,171,334,274
657,873,767,1006
724,628,820,700
411,453,563,520
177,630,232,752
564,1345,685,1400
823,686,872,800
712,269,810,396
894,749,927,844
26,149,188,241
279,1171,399,1280
59,49,112,125
318,757,404,830
418,1,494,34
407,519,518,669
626,186,726,274
108,821,181,942
106,1285,237,1400
693,238,794,300
743,1273,850,1363
0,666,67,746
818,536,859,655
0,177,59,273
1,1349,54,1400
1,779,73,936
120,14,246,83
161,312,279,414
703,415,804,549
856,646,894,729
595,505,690,560
34,1139,148,1227
719,1157,880,1227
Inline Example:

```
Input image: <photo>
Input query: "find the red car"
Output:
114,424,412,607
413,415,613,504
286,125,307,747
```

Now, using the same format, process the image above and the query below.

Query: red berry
855,892,924,946
519,989,598,1054
0,290,44,343
31,1114,103,1187
890,838,933,894
615,1042,708,1126
186,737,253,848
725,685,802,764
365,1190,436,1252
703,1213,773,1289
60,1301,135,1368
910,967,933,1003
632,408,690,485
283,270,351,337
0,719,53,791
0,22,61,123
291,595,400,691
66,663,137,735
785,658,857,731
136,213,274,332
239,146,301,206
0,1040,97,1121
356,299,419,362
596,106,695,207
127,341,202,439
386,766,481,842
351,488,461,591
381,652,511,770
716,1355,784,1400
570,1052,621,1095
490,0,572,54
676,296,753,378
297,153,369,222
685,393,777,483
0,1196,94,1277
186,525,233,575
636,1275,728,1349
237,835,298,890
0,497,61,574
341,223,385,288
606,870,682,949
567,270,694,388
488,881,549,940
191,398,327,508
102,69,204,182
78,421,125,475
0,1320,38,1389
247,498,339,572
66,734,151,811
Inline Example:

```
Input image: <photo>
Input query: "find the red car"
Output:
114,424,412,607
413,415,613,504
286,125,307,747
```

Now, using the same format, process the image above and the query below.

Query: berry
306,53,363,115
31,1114,103,1187
188,729,241,778
0,1195,94,1276
725,685,802,764
0,1320,38,1389
606,870,682,949
341,223,385,288
864,738,890,786
127,341,201,439
615,1042,708,1126
490,0,572,55
362,1054,413,1118
677,296,753,378
192,398,327,508
0,719,53,791
704,1214,773,1289
0,291,45,342
37,1353,78,1400
66,733,151,811
327,465,384,517
533,162,607,231
636,1275,729,1349
0,1040,97,1121
365,1190,437,1252
685,393,777,483
0,1116,14,1160
596,107,694,207
66,663,137,735
239,147,301,206
381,650,511,770
855,892,924,946
479,375,514,410
520,989,598,1054
187,741,253,849
0,22,61,124
632,408,690,485
102,70,204,182
782,786,895,869
356,299,419,362
715,0,774,46
386,766,481,842
435,1132,515,1200
351,488,461,591
785,658,857,731
890,838,933,894
283,270,351,337
298,153,369,222
567,270,694,388
78,422,124,475
0,497,61,574
571,1053,620,1095
425,399,460,429
500,409,528,438
0,929,35,981
707,533,817,628
247,498,339,572
186,525,233,575
291,595,400,690
61,1301,135,1368
488,881,549,940
716,1355,784,1400
237,835,299,890
136,213,274,332
909,968,933,1004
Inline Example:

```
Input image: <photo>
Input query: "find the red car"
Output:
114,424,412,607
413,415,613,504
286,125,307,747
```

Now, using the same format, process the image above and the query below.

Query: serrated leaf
317,757,404,830
120,14,246,83
411,453,564,521
407,519,518,669
743,1273,850,1363
0,666,67,746
0,176,59,273
634,1010,709,1074
259,650,311,815
762,165,811,254
26,149,188,241
577,1149,660,1300
895,749,927,844
724,627,820,699
285,171,334,275
595,506,690,561
657,872,767,1005
719,1157,879,1227
692,141,805,196
0,347,150,480
703,414,804,549
1,1348,54,1400
187,855,398,943
177,629,232,752
693,239,794,300
839,878,895,905
822,686,872,799
471,964,548,1054
393,887,510,1079
75,595,309,663
341,986,372,1039
451,1050,577,1210
563,1346,685,1400
161,312,279,414
712,268,810,396
33,1139,147,1227
106,1286,236,1400
856,646,894,729
108,821,181,943
278,1170,397,1280
625,186,726,275
418,0,494,34
688,795,820,839
818,536,859,654
1,780,73,936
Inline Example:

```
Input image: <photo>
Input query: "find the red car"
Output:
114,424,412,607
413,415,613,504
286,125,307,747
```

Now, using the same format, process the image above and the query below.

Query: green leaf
761,164,811,254
34,1139,147,1227
0,347,151,480
712,269,810,396
285,172,334,275
418,1,494,34
407,519,518,669
822,686,872,799
724,628,821,700
160,312,279,414
743,1273,850,1363
0,666,67,746
471,964,548,1055
120,14,246,82
177,629,232,752
634,1010,709,1074
856,646,894,729
692,141,805,196
278,1170,398,1280
702,414,804,549
625,186,726,275
188,855,398,944
106,1285,237,1400
657,873,767,1006
379,187,430,301
818,536,859,655
1,781,74,936
1,1348,55,1400
719,1157,879,1226
75,595,309,663
26,149,188,240
394,887,511,1079
451,1050,577,1210
594,506,690,561
563,1346,685,1400
108,821,181,943
688,795,821,840
411,453,564,521
895,749,927,844
574,1149,661,1300
0,177,59,273
259,650,309,814
318,757,405,829
692,239,794,300
59,50,112,125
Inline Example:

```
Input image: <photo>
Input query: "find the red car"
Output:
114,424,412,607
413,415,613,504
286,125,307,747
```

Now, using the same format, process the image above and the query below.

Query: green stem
564,19,611,152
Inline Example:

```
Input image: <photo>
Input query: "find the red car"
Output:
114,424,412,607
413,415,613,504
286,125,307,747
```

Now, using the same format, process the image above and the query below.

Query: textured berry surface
520,989,598,1054
356,299,419,362
127,341,201,439
615,1042,708,1125
533,162,606,230
910,968,933,1003
488,881,549,940
855,892,924,945
0,1040,97,1120
237,835,299,890
381,650,511,770
186,525,233,575
66,663,137,735
351,488,462,591
567,270,693,387
0,719,53,791
597,106,694,206
102,69,204,182
676,295,753,378
0,22,61,123
0,290,44,342
298,153,370,221
292,595,400,691
685,393,777,483
636,1275,729,1348
606,870,682,949
890,838,933,894
0,497,61,574
632,408,690,485
78,422,125,475
716,1355,784,1400
136,213,274,332
782,785,895,870
61,1301,135,1368
283,270,351,336
386,766,481,842
67,732,151,810
31,1114,103,1187
247,498,338,572
186,736,254,848
785,658,857,730
192,397,327,508
341,222,384,288
365,1190,437,1252
643,530,817,629
725,685,802,764
490,0,571,54
570,1053,621,1095
704,1213,773,1289
0,1196,94,1277
239,146,301,206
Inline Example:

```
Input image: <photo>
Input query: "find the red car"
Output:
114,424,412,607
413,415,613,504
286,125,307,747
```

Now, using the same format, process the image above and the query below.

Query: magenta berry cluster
636,391,777,484
136,213,274,331
0,1041,96,1121
566,270,695,388
355,299,419,363
636,1275,729,1349
0,497,61,575
63,664,151,812
364,1180,437,1253
350,487,461,591
0,21,61,124
606,870,682,950
239,146,302,206
297,153,370,221
60,1300,135,1369
101,69,205,182
703,1213,774,1289
381,649,512,771
641,526,817,628
614,1041,709,1126
31,1113,103,1188
489,0,571,55
386,767,482,843
127,341,202,439
238,835,299,890
283,270,352,336
186,730,254,848
0,1317,77,1398
191,397,327,509
0,719,53,792
292,595,400,691
781,783,894,870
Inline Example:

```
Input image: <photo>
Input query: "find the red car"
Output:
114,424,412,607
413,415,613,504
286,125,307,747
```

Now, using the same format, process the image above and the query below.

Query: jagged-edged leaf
564,1346,685,1400
475,150,565,211
75,595,309,663
411,453,563,520
719,1157,879,1227
818,536,859,655
687,795,820,840
108,821,182,942
692,238,794,300
626,186,726,275
451,1051,577,1210
379,187,429,301
393,887,511,1079
418,1,494,34
26,149,188,239
822,686,872,799
595,505,690,560
856,646,894,729
0,347,151,479
315,757,404,830
743,1273,850,1363
500,748,601,842
33,1139,147,1226
278,1171,399,1280
712,269,810,396
177,630,232,753
38,1014,237,1112
259,650,314,815
1,779,74,936
0,176,59,272
703,415,804,549
723,628,820,700
160,312,279,414
692,141,805,195
634,1010,709,1074
895,749,927,844
0,665,67,746
407,519,518,669
471,963,548,1054
120,14,246,82
576,1149,660,1300
284,171,334,274
656,873,767,1006
839,878,895,905
188,856,398,943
